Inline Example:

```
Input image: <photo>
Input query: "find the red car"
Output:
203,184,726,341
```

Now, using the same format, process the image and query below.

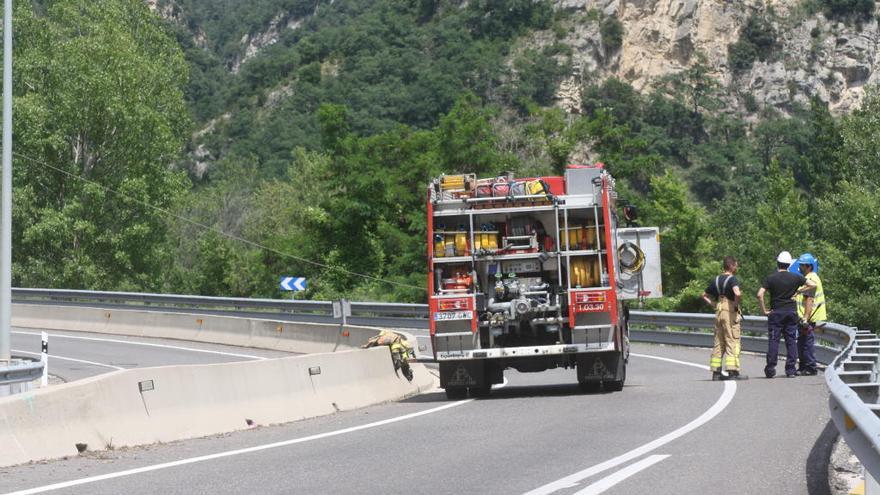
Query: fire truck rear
427,165,662,398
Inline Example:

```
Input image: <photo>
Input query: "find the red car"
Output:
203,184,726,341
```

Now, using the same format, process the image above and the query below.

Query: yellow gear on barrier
364,330,414,355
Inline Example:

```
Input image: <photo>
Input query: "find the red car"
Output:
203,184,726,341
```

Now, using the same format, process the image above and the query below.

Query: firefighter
362,330,415,381
701,256,747,381
795,253,825,376
757,251,817,378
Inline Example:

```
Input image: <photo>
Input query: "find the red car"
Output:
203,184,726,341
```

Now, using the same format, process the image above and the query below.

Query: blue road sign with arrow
279,276,307,291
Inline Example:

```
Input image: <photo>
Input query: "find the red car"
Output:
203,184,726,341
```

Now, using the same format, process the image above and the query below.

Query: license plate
434,311,473,321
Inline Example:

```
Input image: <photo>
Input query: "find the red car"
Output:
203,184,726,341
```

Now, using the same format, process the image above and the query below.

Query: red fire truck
427,164,661,398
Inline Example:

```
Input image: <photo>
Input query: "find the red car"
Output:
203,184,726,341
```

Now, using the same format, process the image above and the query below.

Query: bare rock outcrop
232,14,305,73
546,0,880,115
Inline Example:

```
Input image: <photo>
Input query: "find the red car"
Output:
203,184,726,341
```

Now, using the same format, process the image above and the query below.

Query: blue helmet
789,253,819,274
798,253,816,266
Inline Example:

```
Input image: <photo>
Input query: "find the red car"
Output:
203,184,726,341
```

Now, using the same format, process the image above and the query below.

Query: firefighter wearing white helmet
757,251,817,378
794,253,825,376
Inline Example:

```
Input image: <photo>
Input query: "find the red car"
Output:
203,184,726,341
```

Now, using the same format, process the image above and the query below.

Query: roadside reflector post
334,299,351,338
40,331,48,387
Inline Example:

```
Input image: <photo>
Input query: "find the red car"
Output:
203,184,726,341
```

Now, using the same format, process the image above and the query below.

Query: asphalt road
0,343,832,495
9,328,295,382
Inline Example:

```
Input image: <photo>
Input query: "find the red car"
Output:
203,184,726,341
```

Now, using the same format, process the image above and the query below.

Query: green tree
643,171,710,300
706,161,808,314
727,13,778,73
165,154,264,296
583,110,662,192
511,46,571,109
437,93,515,175
836,87,880,188
522,107,589,172
814,182,880,330
13,0,191,290
600,16,624,56
657,61,720,117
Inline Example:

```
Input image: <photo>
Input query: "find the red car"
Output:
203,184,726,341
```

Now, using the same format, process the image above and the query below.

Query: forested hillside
11,0,880,331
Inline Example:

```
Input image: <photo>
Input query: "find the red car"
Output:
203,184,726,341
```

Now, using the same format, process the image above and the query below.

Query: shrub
727,14,777,73
600,16,624,54
822,0,875,19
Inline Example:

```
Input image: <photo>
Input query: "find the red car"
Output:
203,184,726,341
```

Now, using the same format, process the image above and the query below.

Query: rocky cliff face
148,0,878,117
549,0,879,115
231,14,306,74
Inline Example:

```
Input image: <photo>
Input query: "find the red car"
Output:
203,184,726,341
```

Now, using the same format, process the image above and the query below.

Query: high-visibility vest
797,272,827,322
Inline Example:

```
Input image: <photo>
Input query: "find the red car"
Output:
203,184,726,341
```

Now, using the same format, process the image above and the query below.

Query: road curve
9,328,296,382
0,344,831,495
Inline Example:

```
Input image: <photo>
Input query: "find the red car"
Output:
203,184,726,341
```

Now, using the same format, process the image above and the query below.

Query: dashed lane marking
572,455,670,495
523,353,737,495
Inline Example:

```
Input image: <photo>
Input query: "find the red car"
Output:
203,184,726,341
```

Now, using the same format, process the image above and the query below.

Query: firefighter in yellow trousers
702,256,748,381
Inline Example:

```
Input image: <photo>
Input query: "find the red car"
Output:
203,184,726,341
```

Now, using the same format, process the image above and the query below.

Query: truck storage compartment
616,227,662,300
571,311,615,349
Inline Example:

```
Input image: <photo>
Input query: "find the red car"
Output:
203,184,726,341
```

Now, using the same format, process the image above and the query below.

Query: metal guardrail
0,358,43,396
12,288,424,315
626,310,847,363
0,359,43,385
10,288,880,480
11,288,428,328
822,323,880,482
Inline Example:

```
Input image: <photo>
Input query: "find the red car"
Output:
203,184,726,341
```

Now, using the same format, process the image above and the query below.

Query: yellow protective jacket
797,272,826,322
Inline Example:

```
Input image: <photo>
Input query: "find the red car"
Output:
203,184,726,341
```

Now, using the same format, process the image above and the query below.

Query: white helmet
776,251,793,264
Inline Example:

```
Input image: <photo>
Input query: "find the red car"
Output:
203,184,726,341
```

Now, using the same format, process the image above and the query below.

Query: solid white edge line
4,400,473,495
11,350,124,371
572,455,670,495
12,331,267,361
5,377,509,495
523,353,737,495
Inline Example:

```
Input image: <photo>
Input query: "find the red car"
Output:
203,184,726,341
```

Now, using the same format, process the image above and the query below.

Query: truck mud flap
576,352,623,383
440,361,485,388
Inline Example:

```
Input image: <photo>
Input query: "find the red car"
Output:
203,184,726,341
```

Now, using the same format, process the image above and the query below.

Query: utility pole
1,0,12,363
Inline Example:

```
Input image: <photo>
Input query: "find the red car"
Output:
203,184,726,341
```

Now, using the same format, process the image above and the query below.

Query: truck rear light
575,291,606,303
438,298,469,311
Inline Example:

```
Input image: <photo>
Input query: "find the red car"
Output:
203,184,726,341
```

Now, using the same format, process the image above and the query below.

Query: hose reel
618,241,646,275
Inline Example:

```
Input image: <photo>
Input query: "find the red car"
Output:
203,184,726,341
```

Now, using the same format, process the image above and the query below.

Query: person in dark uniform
757,251,817,378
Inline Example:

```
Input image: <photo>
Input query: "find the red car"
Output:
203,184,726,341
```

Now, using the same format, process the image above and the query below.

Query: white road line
12,331,267,361
6,377,509,495
572,455,670,495
523,353,737,495
11,350,124,371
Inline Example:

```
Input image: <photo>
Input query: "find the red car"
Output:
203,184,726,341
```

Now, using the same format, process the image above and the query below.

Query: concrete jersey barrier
0,347,434,467
11,303,388,354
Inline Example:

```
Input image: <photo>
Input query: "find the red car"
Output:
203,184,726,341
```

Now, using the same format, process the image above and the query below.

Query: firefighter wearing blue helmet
795,253,825,376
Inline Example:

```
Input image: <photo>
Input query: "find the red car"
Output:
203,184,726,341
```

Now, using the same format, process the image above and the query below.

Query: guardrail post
332,299,352,351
